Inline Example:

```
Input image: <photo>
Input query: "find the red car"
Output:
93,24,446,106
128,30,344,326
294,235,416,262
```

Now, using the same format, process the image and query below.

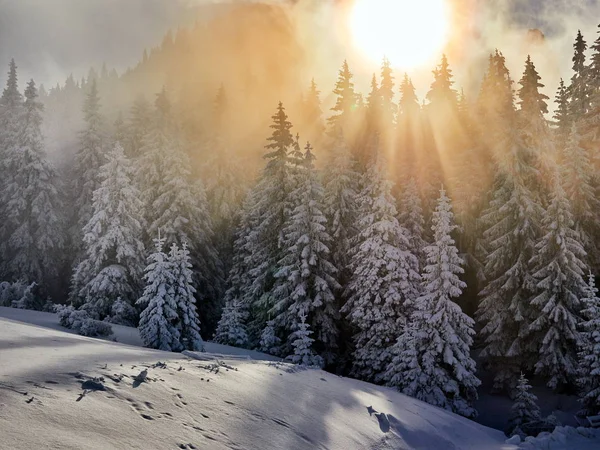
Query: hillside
0,312,515,450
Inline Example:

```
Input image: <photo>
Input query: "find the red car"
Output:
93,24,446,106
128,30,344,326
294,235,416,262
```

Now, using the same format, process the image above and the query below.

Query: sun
350,0,450,69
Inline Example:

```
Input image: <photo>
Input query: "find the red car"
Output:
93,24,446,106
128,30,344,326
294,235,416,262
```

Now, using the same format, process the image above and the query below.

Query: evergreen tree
286,313,324,367
569,30,590,122
72,79,105,255
137,237,181,351
560,124,600,267
169,242,204,351
553,79,571,144
396,74,421,181
323,130,360,286
529,174,587,389
272,144,340,363
426,54,458,110
578,273,600,416
245,102,295,341
386,187,480,418
328,60,356,134
127,95,152,158
583,24,600,146
379,57,396,131
342,149,420,382
300,79,325,146
397,177,427,266
508,373,542,435
0,80,64,288
70,143,145,319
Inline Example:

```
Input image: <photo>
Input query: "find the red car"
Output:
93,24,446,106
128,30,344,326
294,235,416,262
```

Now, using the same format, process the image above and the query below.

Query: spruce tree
245,102,295,342
286,313,324,367
169,242,204,351
578,273,600,416
386,187,480,418
343,149,420,382
397,177,427,266
127,95,152,158
528,174,587,389
272,145,340,363
0,80,64,288
72,79,105,256
70,143,145,319
323,130,360,286
508,373,542,435
137,237,181,352
583,24,600,146
379,57,395,131
569,30,590,122
477,53,545,391
396,74,421,182
553,79,571,145
300,79,325,146
560,124,600,268
328,60,356,134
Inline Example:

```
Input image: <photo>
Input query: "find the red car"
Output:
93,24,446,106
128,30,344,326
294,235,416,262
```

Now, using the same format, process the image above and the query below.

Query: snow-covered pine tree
553,79,571,145
397,177,427,266
70,142,145,320
140,89,223,336
342,148,420,382
245,102,295,343
323,129,360,287
0,79,64,288
272,144,340,364
508,373,542,435
213,192,257,347
578,273,600,416
137,236,181,352
569,30,590,123
72,79,106,256
300,79,325,147
169,242,204,351
477,52,545,391
386,187,480,418
560,124,600,268
127,95,152,158
259,319,281,356
286,313,324,368
0,59,24,271
528,174,587,389
328,60,357,135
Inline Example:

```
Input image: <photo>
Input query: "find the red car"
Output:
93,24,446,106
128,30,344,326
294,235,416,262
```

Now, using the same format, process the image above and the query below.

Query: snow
1,308,599,450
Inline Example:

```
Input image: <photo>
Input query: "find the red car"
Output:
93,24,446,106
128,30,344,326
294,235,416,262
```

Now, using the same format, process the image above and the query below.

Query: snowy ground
1,308,599,450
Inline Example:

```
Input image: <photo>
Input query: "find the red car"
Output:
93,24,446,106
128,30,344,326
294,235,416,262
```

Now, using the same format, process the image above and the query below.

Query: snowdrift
0,315,512,450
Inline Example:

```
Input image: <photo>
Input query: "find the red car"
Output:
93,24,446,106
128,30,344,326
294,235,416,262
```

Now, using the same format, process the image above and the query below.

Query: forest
0,3,600,428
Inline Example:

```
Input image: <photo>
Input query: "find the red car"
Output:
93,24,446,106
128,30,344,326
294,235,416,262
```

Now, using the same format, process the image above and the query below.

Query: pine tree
328,60,356,134
508,373,542,435
0,80,64,288
300,79,325,146
379,57,395,131
528,174,587,389
583,24,600,146
578,273,600,416
139,89,222,335
553,79,571,144
214,193,257,347
137,237,181,351
342,149,420,382
477,53,545,391
426,54,458,110
169,242,204,351
72,79,105,255
272,144,340,363
286,313,324,367
260,319,281,355
560,124,600,268
386,187,480,418
70,143,145,319
323,130,360,285
245,102,295,340
397,177,427,266
127,95,152,158
396,74,421,181
569,30,590,122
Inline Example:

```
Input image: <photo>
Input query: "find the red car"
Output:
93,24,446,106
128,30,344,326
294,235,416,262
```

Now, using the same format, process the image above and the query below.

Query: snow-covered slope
0,315,513,450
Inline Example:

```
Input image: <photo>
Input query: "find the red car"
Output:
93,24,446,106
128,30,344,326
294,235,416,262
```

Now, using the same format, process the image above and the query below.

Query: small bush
55,304,113,338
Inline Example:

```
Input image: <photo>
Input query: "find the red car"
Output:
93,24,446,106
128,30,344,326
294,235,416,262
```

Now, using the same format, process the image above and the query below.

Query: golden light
350,0,450,68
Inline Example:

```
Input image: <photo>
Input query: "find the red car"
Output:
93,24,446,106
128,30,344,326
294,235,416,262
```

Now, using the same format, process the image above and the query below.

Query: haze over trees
2,12,600,423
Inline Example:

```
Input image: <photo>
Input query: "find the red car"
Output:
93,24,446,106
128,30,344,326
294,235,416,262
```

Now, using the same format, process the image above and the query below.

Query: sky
0,0,598,90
